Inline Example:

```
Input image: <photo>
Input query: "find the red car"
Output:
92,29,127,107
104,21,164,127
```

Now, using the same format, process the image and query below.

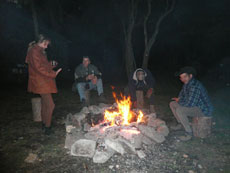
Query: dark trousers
40,94,55,127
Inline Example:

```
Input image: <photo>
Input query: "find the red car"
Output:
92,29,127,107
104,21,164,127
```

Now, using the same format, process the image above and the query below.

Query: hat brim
175,66,197,77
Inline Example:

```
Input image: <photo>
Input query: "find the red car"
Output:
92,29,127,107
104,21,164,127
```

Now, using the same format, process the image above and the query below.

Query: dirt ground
0,78,230,173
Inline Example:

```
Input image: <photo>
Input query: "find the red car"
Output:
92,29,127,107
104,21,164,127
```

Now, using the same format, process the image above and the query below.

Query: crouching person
74,56,106,106
128,68,156,113
170,66,213,137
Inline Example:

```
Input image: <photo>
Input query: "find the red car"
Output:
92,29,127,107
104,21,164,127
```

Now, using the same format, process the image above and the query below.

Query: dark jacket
128,68,156,101
74,64,102,83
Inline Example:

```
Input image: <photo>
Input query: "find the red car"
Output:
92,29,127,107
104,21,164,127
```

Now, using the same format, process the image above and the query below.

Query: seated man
74,56,105,106
128,68,156,113
170,66,213,136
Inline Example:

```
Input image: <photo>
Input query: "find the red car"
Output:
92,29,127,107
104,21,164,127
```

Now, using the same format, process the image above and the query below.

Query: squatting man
128,68,156,113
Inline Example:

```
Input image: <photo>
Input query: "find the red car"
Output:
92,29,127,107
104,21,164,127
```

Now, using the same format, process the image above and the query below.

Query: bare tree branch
142,0,175,68
144,0,152,48
148,0,175,49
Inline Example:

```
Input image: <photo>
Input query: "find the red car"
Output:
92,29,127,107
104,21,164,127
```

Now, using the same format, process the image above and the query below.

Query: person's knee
97,78,103,84
169,101,176,109
175,108,184,118
77,83,85,90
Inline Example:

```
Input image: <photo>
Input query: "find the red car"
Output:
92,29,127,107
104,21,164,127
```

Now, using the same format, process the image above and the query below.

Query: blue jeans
76,79,104,101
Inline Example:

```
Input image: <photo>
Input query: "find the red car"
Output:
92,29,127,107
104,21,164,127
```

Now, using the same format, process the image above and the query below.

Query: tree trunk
142,0,175,68
123,0,138,77
142,48,150,68
124,32,136,77
31,0,39,39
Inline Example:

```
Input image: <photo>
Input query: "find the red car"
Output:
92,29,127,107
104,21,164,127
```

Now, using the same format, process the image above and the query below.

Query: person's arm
145,69,156,88
74,66,88,83
179,85,200,107
91,65,102,78
30,49,56,78
178,89,184,99
49,60,58,69
172,87,184,102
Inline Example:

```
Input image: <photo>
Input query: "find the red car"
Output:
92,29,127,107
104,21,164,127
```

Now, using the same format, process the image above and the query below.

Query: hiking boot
44,126,54,136
178,131,193,141
98,93,106,103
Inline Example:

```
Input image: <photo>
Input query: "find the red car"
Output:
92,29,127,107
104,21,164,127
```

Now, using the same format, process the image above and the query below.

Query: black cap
175,66,197,77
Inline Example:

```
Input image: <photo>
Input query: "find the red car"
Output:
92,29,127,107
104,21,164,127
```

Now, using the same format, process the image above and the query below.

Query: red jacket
25,45,57,94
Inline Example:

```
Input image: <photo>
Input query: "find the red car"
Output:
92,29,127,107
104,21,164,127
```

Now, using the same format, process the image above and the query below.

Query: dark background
0,0,229,83
0,2,230,172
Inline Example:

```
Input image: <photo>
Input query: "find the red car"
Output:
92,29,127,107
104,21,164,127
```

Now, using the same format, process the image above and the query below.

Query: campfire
93,92,145,137
104,92,144,126
64,92,169,163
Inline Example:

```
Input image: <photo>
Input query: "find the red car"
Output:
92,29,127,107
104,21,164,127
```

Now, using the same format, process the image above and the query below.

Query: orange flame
104,92,144,126
137,111,144,123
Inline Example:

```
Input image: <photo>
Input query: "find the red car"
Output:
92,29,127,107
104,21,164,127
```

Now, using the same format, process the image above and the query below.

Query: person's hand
146,88,153,98
92,76,97,85
86,74,94,80
51,60,58,67
56,68,62,76
172,97,180,102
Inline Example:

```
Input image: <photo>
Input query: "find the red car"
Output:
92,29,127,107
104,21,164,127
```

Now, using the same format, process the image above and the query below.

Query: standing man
170,66,213,136
26,34,62,135
74,56,105,106
128,68,156,113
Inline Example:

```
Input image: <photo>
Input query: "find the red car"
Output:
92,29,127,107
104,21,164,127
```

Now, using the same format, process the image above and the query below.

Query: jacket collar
34,44,43,51
185,77,195,86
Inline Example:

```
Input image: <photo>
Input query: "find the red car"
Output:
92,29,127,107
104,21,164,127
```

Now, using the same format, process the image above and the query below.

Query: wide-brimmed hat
175,66,197,76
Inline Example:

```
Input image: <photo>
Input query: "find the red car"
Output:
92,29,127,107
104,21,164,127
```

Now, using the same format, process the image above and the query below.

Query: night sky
0,0,230,81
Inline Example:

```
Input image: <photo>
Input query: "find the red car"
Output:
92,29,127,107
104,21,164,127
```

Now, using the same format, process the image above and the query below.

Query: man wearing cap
74,56,105,106
170,66,213,136
128,68,156,113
